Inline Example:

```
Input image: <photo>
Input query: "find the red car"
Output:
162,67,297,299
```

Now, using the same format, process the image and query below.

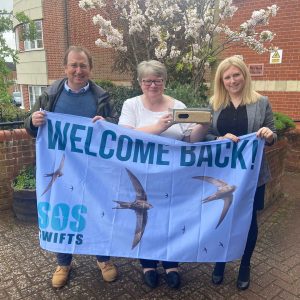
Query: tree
0,10,35,103
79,0,279,90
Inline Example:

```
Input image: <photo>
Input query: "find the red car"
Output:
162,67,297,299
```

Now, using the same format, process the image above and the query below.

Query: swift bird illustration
193,176,236,229
41,154,65,196
113,168,153,249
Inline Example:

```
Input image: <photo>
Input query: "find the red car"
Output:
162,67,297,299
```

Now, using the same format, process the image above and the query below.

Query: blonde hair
137,60,167,83
210,56,261,111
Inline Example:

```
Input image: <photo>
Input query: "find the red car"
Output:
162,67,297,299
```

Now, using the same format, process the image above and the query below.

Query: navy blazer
206,96,277,186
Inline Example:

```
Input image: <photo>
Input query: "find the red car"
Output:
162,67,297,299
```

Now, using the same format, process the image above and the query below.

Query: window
24,20,44,50
28,86,47,109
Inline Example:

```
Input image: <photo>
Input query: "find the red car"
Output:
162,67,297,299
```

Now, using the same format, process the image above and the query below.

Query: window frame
24,20,44,51
28,85,47,109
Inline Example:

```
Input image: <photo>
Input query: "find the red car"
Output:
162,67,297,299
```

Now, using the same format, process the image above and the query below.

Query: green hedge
0,102,29,123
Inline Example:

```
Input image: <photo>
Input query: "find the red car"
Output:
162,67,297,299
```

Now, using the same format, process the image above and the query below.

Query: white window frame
24,20,44,51
28,85,47,109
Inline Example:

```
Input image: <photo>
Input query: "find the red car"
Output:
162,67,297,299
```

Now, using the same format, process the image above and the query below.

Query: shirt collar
64,81,90,94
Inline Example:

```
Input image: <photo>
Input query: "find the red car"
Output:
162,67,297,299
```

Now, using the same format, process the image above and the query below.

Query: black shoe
166,271,181,289
211,263,225,285
143,270,158,288
237,265,250,290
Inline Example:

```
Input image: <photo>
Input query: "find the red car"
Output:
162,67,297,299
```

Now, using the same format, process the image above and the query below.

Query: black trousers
140,259,178,270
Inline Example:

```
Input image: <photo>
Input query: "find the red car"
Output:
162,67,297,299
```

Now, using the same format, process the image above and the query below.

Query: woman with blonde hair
206,56,277,290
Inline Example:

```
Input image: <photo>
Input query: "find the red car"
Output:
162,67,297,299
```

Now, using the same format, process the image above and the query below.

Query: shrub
0,102,29,123
165,82,209,108
273,112,295,134
94,80,141,116
12,165,36,190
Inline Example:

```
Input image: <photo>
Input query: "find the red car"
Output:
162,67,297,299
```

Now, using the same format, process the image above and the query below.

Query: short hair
63,46,93,69
137,60,167,82
210,56,261,111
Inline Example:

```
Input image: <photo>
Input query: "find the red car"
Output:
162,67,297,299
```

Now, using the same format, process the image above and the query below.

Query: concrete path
0,172,299,299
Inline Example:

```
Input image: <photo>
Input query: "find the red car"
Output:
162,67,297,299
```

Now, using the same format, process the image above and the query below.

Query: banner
36,112,264,262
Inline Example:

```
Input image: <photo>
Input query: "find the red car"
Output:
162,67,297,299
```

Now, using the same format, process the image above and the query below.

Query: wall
285,129,300,172
264,138,288,209
42,0,130,84
222,0,300,120
0,130,35,211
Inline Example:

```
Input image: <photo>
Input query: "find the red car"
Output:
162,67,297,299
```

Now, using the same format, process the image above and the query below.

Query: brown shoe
52,266,71,288
97,261,117,282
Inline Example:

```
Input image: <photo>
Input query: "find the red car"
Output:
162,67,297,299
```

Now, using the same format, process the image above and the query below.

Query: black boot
143,270,158,288
166,271,181,289
212,262,226,285
237,265,250,290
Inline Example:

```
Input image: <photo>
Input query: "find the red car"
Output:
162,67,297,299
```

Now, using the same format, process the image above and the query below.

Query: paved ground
0,172,299,300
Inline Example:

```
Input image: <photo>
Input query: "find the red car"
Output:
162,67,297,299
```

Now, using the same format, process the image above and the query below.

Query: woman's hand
156,113,173,132
32,111,46,127
257,127,274,144
217,133,240,143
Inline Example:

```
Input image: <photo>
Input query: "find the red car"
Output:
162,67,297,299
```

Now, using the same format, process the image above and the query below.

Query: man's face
64,51,91,91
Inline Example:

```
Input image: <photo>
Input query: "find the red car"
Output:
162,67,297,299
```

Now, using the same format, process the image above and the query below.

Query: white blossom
79,0,279,85
170,46,180,58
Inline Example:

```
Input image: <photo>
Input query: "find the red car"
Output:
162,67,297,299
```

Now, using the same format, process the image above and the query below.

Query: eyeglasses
142,79,164,86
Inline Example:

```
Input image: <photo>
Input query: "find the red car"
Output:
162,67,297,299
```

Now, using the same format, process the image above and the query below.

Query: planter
12,189,38,222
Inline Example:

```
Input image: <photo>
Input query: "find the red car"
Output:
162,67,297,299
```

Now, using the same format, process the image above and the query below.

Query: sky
1,0,16,55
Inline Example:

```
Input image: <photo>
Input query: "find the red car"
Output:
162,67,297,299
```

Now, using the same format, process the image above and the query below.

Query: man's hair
63,46,93,69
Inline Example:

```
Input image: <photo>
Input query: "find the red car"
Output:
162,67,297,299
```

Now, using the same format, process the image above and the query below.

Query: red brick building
13,0,300,123
222,0,300,122
13,0,129,110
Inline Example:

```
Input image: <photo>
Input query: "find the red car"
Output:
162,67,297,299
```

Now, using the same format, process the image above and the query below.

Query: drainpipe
63,0,70,50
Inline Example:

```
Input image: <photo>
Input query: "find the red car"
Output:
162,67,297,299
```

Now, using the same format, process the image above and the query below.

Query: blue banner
36,112,264,262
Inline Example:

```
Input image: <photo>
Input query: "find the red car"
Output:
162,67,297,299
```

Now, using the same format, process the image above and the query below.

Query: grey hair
137,60,167,82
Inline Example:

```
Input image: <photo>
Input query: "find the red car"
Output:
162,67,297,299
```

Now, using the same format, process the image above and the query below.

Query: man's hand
92,116,105,123
32,111,46,127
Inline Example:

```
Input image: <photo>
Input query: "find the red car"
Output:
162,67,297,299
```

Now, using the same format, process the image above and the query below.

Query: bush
165,82,209,108
12,165,36,190
274,112,295,134
94,80,141,116
0,102,29,123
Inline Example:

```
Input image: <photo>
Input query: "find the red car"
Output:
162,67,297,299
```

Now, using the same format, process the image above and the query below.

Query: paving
0,172,299,300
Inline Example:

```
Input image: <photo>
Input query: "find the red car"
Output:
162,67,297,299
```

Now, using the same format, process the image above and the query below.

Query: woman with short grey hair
119,60,209,289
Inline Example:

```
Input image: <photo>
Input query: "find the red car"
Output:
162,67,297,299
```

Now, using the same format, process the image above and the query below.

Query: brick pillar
0,129,35,210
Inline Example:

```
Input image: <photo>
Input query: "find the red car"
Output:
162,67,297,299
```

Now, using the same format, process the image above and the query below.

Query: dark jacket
24,78,118,137
206,96,277,186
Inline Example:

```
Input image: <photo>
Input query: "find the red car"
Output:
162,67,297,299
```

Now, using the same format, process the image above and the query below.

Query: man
25,46,118,288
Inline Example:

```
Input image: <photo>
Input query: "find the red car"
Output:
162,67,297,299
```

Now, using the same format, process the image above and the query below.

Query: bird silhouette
182,225,186,234
41,154,65,196
203,247,208,253
219,242,224,248
193,176,236,229
113,168,153,249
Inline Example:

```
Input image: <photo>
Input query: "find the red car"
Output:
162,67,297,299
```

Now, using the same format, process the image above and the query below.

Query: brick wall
222,0,300,120
285,129,300,172
43,0,130,84
265,138,288,209
0,130,35,211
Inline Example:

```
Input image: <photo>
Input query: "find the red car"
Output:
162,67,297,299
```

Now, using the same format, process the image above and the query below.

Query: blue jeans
56,253,110,266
